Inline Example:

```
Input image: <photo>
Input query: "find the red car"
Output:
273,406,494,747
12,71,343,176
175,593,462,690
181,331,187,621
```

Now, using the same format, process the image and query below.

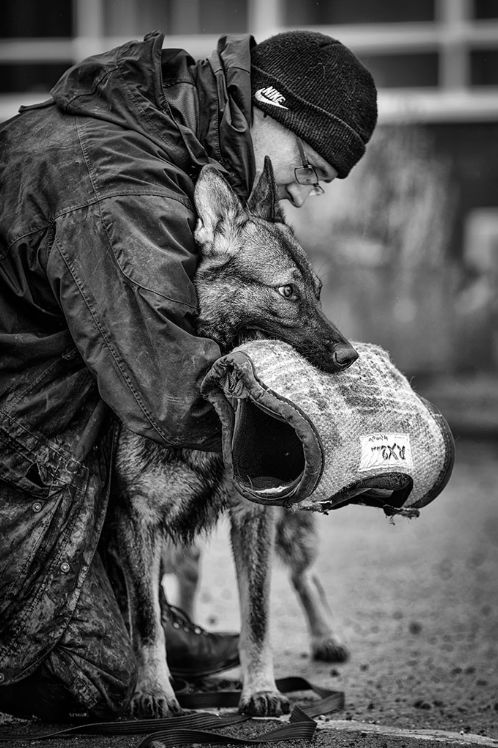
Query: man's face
250,109,338,207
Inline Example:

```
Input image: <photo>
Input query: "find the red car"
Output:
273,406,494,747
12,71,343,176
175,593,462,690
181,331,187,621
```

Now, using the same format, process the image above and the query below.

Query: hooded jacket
0,32,255,683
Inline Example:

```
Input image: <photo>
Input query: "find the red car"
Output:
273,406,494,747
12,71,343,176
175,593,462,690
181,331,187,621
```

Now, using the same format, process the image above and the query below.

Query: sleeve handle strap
0,677,344,746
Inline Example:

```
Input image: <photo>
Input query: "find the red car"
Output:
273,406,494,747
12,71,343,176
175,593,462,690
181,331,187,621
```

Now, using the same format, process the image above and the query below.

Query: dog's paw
129,688,181,718
311,636,350,663
239,690,290,717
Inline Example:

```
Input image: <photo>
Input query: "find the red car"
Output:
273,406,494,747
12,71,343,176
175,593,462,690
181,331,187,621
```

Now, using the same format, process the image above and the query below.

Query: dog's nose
333,343,359,371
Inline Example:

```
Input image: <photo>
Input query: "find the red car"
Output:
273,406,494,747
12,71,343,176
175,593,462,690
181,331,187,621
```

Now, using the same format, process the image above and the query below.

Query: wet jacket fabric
0,31,255,686
0,549,136,718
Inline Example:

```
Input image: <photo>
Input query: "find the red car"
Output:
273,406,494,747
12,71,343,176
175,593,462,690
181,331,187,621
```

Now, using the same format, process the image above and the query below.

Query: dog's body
106,161,355,718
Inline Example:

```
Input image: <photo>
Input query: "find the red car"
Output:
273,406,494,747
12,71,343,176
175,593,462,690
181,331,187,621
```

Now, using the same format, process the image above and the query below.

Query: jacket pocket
0,409,86,498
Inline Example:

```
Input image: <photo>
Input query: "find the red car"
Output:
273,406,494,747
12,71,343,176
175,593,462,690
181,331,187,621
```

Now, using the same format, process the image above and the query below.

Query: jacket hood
50,31,256,197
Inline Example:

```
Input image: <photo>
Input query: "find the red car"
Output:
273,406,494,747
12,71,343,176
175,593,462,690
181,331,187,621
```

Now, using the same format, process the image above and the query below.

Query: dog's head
193,159,357,374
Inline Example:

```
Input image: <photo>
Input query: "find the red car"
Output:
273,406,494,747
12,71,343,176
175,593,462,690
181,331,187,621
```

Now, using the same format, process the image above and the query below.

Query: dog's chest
115,430,229,542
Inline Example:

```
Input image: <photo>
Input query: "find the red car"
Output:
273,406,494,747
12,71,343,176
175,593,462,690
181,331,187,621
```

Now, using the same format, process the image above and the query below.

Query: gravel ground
193,436,498,739
1,436,497,747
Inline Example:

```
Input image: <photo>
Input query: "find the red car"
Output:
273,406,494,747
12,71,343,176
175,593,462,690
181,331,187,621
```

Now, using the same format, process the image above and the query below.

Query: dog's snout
332,343,359,371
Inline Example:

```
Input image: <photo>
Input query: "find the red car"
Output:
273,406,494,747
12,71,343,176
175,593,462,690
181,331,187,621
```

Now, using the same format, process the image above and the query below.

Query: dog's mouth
236,328,268,346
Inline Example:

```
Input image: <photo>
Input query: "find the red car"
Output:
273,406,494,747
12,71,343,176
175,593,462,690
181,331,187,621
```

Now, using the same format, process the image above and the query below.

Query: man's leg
0,553,136,721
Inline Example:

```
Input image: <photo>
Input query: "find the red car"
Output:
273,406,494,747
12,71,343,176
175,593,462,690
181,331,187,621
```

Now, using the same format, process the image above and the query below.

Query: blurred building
1,0,498,376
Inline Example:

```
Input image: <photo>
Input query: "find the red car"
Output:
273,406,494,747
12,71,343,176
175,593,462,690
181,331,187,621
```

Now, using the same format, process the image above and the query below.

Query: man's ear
247,156,285,223
194,166,243,246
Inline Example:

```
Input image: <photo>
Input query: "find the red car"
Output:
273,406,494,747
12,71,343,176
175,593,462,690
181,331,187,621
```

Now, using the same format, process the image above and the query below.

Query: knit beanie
251,31,378,178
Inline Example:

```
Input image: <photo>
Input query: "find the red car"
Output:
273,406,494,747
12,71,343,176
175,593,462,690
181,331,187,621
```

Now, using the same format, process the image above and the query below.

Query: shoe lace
167,604,208,636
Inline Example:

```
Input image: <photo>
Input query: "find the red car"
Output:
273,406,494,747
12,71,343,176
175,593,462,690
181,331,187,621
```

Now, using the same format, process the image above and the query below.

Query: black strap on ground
176,676,344,716
136,705,317,748
0,676,344,746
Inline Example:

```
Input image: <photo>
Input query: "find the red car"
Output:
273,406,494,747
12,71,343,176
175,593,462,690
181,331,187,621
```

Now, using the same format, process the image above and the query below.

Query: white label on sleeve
359,433,413,472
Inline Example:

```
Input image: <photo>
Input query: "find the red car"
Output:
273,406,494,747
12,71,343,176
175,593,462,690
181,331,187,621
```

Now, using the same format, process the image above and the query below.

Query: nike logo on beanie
255,86,289,109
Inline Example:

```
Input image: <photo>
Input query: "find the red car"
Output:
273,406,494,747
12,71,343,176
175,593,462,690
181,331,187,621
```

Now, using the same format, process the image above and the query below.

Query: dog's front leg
112,505,180,718
230,501,290,717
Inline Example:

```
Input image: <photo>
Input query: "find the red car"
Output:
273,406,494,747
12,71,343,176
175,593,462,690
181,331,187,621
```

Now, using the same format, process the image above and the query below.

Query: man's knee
0,549,138,721
45,591,138,716
53,550,137,717
0,649,137,721
67,645,137,718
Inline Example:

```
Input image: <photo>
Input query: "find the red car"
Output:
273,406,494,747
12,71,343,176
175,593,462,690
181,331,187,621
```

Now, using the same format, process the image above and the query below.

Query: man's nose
287,183,312,207
332,343,359,370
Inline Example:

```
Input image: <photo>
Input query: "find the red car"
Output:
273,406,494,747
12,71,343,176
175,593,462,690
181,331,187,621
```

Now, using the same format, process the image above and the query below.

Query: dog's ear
247,157,285,223
194,166,243,248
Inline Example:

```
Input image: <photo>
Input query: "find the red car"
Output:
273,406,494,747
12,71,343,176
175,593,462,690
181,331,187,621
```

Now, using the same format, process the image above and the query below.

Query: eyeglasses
294,138,325,197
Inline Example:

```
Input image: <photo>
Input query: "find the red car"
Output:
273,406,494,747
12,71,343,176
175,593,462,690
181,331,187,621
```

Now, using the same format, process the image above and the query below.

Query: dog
106,159,356,718
161,509,349,661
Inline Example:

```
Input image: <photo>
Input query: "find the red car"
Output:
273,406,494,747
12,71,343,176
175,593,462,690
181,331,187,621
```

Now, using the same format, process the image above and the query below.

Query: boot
161,598,240,680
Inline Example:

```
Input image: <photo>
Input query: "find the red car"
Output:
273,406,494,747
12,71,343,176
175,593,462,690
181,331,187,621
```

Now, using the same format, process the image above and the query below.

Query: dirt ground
192,435,498,739
1,435,497,747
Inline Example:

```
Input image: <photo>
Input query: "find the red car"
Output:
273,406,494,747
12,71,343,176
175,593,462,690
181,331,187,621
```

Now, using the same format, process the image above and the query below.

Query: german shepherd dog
106,159,357,719
162,509,349,657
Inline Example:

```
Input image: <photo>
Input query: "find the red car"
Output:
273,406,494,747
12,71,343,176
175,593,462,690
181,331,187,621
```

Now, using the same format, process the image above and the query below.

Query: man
0,30,377,720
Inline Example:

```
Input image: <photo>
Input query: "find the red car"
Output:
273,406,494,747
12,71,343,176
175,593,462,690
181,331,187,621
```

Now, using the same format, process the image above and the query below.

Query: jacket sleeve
47,191,222,450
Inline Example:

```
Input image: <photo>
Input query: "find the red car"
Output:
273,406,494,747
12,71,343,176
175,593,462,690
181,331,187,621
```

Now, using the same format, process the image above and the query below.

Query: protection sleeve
47,190,222,451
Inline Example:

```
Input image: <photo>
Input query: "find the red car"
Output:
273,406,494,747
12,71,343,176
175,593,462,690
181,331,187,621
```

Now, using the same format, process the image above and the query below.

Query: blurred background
1,0,498,434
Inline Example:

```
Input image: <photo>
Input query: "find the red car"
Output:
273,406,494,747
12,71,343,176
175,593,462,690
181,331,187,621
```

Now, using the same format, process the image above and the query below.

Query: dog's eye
277,284,298,300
